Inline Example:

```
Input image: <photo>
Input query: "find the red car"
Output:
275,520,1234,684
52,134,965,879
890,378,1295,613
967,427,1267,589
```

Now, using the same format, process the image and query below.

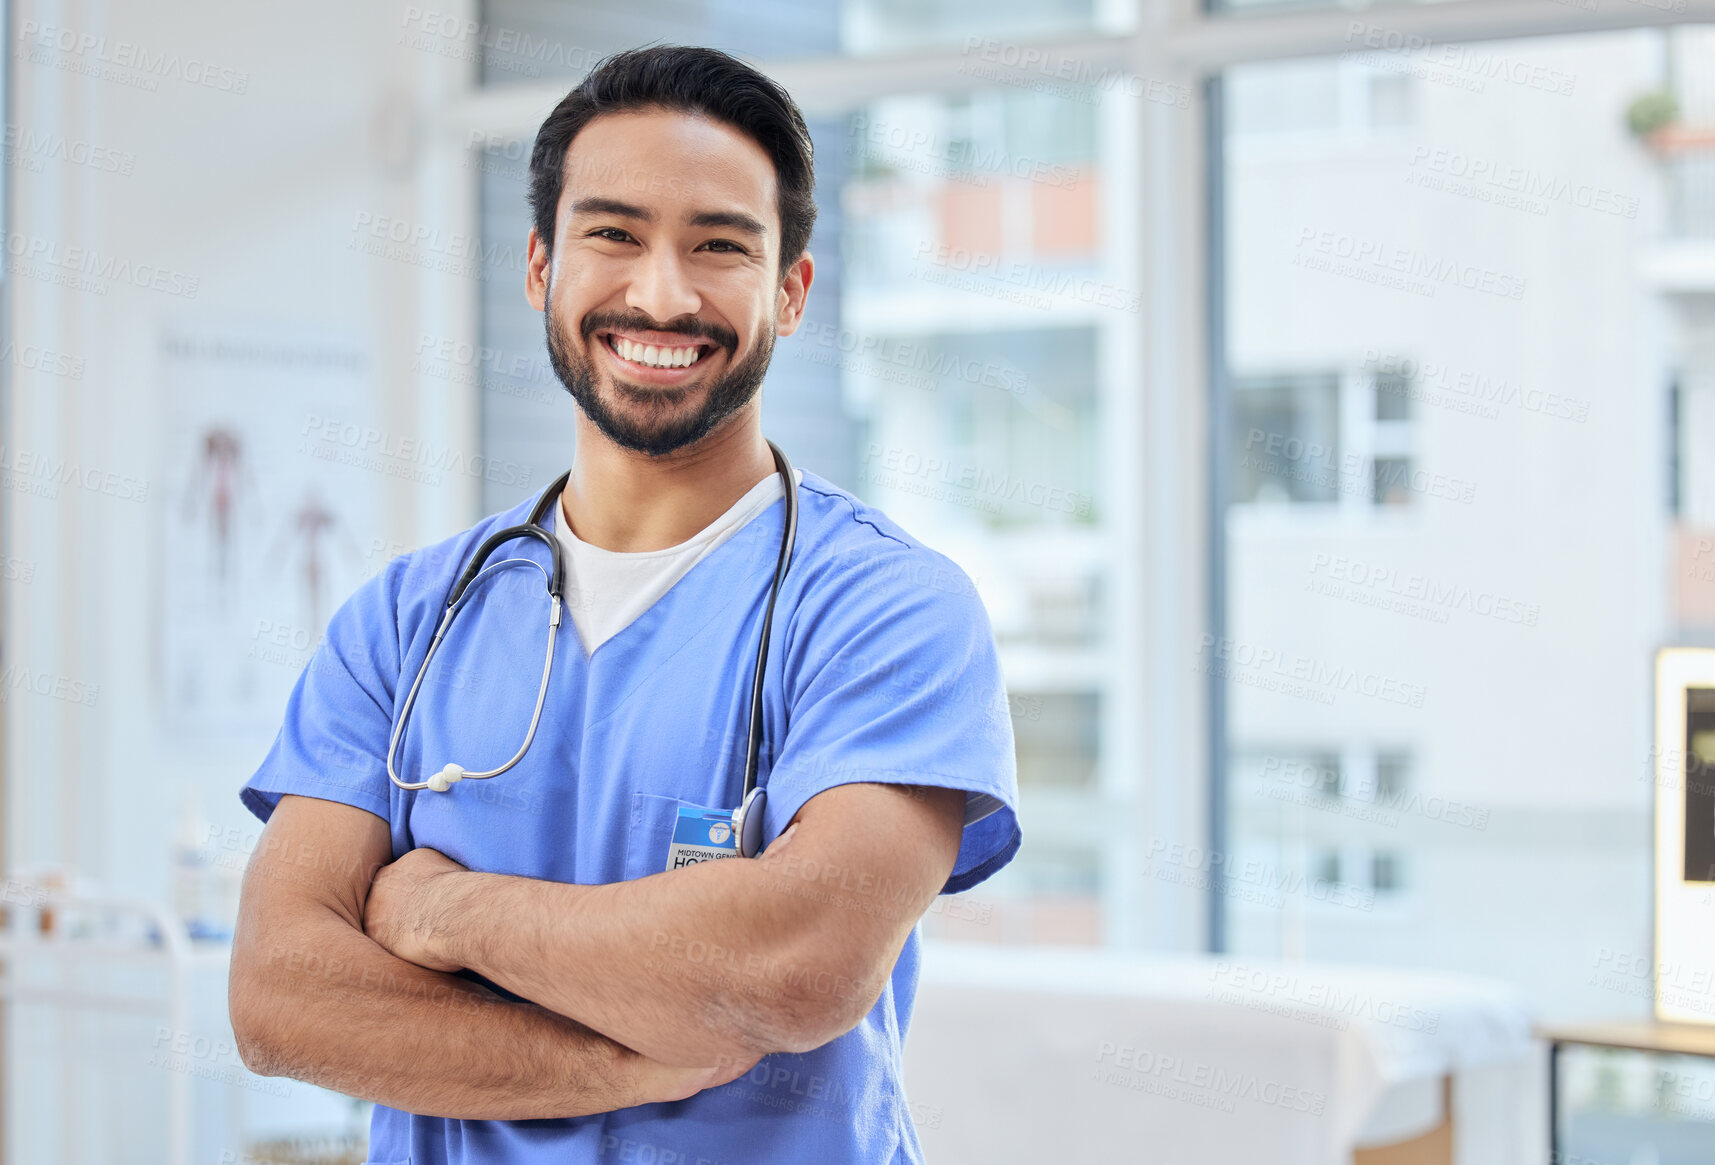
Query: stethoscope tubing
385,557,563,791
383,443,799,848
742,442,799,801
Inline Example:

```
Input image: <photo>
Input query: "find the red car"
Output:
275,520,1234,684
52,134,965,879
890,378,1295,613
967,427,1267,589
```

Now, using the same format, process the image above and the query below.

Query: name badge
666,806,739,871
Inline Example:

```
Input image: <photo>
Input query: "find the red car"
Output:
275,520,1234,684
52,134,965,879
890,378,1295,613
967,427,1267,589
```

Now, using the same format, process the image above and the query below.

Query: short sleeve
764,544,1022,895
239,563,405,826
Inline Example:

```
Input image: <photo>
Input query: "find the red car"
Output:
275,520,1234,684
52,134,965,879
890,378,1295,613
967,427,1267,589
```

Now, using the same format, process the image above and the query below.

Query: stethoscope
384,440,799,859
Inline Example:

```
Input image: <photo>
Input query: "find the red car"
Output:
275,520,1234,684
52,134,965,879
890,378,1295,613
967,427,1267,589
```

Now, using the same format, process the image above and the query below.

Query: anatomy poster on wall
157,325,376,736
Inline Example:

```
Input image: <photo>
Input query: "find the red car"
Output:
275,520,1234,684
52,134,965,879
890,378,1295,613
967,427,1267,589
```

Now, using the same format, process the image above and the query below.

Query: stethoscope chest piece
733,786,767,859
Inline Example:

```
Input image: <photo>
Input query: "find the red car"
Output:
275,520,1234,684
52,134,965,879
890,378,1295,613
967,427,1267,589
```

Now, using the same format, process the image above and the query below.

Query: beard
544,294,775,457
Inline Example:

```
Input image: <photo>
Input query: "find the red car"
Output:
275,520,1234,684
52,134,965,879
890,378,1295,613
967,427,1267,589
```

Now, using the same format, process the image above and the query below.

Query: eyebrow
688,210,767,238
570,197,653,222
570,197,767,239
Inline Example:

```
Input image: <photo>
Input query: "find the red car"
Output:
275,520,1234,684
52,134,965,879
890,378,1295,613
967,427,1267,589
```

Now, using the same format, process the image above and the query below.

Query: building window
1013,692,1100,789
1232,367,1417,510
1229,745,1414,929
1231,372,1341,505
1372,852,1402,893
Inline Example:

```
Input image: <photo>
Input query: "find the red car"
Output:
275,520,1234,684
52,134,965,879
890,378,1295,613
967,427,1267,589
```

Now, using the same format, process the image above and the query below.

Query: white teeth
611,336,700,369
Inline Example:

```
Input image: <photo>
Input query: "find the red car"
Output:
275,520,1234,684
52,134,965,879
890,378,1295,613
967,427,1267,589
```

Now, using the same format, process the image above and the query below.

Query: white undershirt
554,469,802,656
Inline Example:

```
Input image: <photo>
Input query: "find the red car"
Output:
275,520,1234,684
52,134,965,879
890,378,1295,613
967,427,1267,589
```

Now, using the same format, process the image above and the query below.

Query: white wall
4,0,484,1159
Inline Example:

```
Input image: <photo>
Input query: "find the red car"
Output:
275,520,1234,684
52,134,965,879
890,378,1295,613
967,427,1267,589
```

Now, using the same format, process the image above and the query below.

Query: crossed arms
228,781,965,1120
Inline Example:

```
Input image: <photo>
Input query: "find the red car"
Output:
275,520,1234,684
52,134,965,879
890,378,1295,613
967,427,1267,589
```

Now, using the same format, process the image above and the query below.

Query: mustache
580,310,738,355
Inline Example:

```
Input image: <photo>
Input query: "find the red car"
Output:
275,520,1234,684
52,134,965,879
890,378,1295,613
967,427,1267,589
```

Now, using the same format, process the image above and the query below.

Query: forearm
231,897,653,1119
425,848,889,1068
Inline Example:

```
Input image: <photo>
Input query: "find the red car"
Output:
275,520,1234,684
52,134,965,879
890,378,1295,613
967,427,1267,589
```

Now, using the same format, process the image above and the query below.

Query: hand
363,846,467,972
620,1047,761,1105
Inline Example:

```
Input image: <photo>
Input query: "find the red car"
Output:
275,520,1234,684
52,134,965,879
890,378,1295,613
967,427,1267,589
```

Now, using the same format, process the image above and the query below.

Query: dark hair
527,45,817,278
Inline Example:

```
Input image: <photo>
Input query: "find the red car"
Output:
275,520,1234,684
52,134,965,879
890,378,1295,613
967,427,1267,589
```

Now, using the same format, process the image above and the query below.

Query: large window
834,86,1129,944
1217,35,1681,1019
467,0,1137,80
467,0,1714,997
476,29,1142,945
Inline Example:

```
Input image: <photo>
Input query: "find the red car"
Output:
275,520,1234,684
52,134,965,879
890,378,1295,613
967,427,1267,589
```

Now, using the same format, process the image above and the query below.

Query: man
230,45,1020,1165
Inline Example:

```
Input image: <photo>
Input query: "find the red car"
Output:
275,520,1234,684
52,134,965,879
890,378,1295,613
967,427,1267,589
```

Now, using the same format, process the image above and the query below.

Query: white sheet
900,946,1536,1165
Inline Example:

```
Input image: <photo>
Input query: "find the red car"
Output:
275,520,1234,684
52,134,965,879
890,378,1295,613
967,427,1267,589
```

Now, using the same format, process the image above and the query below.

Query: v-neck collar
540,476,790,663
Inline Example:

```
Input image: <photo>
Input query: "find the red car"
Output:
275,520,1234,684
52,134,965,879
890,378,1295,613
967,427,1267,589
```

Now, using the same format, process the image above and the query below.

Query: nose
625,245,701,324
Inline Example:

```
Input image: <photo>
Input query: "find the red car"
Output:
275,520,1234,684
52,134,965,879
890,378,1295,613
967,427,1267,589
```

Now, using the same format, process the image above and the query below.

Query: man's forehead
560,109,778,218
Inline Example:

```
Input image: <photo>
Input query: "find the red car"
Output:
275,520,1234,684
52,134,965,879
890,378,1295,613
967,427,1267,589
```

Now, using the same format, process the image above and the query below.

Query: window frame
439,0,1706,954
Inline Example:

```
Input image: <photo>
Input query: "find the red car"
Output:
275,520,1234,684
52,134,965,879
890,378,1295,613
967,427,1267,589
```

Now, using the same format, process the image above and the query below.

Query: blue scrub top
241,468,1022,1165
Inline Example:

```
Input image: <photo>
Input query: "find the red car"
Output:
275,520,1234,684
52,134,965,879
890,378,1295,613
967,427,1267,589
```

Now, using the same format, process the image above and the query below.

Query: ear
773,251,815,338
525,226,550,312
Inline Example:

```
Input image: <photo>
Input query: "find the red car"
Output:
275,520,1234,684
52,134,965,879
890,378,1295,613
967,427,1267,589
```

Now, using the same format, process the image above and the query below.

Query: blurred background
6,0,1715,1162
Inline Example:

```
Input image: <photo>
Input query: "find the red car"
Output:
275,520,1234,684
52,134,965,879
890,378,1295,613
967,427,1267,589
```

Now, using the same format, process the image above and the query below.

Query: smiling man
229,45,1020,1165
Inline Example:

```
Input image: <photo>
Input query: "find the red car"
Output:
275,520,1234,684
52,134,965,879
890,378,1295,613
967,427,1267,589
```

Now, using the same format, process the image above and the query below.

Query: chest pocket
624,792,705,881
